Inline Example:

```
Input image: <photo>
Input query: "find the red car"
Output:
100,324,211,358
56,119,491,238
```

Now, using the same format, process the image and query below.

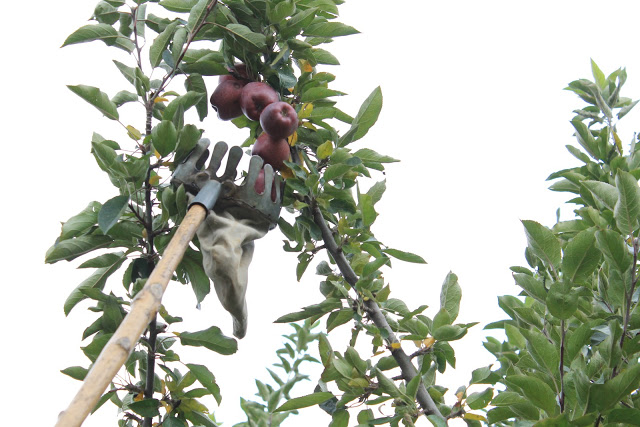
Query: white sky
3,1,640,426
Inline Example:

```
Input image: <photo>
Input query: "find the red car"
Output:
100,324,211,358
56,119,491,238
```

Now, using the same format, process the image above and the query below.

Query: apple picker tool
172,138,283,338
56,138,282,427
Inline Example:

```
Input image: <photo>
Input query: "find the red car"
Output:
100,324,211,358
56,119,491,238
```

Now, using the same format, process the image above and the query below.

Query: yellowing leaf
288,87,295,93
298,102,313,119
298,59,313,73
390,342,401,350
160,400,172,412
134,392,144,402
142,228,148,239
423,337,436,349
288,131,298,146
154,149,161,159
372,350,385,357
154,97,169,104
302,121,317,130
456,391,464,404
127,125,142,141
280,166,294,179
464,413,487,422
149,175,160,186
614,131,623,152
317,140,333,159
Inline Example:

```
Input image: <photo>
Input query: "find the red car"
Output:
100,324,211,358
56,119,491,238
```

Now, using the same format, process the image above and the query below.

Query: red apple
260,101,299,139
252,132,290,170
219,63,249,84
210,80,244,120
253,168,277,202
240,82,279,121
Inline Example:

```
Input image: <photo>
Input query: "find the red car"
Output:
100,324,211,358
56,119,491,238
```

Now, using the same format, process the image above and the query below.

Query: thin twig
309,201,444,421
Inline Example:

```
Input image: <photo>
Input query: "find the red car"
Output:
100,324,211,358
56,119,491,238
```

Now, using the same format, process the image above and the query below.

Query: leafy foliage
475,62,640,425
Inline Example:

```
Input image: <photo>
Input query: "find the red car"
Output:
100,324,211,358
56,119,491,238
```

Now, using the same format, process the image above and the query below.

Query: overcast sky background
4,1,640,426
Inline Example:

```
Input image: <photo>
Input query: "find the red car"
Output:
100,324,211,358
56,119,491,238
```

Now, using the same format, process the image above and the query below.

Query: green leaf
186,363,222,404
546,282,578,319
45,235,114,264
178,326,237,355
301,87,346,103
433,324,467,341
267,0,295,23
589,364,640,411
329,410,349,427
595,229,632,274
128,399,160,417
362,256,389,277
519,328,559,381
367,180,386,205
505,375,558,416
187,0,209,32
184,74,208,121
561,228,600,283
326,309,353,332
440,272,461,322
302,22,359,37
343,87,382,145
571,119,598,159
513,273,547,302
67,85,119,120
149,21,179,68
61,366,89,381
62,24,119,47
274,299,342,323
152,120,178,157
223,24,267,53
607,408,640,425
352,148,398,164
111,90,138,107
182,61,228,76
163,91,205,121
159,0,198,13
181,254,210,304
98,195,129,234
59,201,101,240
312,48,340,65
614,170,640,235
82,334,113,362
382,248,426,264
359,194,377,227
582,180,618,211
566,321,595,363
591,59,606,89
466,387,493,410
274,392,334,412
522,219,561,271
175,124,202,164
63,254,127,315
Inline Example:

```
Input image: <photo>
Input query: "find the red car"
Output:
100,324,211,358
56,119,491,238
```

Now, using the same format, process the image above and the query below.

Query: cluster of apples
209,64,299,201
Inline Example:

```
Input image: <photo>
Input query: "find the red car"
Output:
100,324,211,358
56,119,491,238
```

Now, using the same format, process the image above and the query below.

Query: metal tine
263,164,275,197
245,155,264,186
172,139,210,184
206,141,229,178
221,145,243,181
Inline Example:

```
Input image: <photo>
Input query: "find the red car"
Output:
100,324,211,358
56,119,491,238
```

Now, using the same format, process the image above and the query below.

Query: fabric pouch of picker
172,139,283,338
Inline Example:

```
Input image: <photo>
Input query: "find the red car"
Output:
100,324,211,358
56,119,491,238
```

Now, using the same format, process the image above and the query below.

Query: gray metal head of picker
171,139,283,229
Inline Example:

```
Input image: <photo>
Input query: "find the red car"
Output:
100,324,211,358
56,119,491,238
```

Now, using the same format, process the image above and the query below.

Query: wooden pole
55,204,208,427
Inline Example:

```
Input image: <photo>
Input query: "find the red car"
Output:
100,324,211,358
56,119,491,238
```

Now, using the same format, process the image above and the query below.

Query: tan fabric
196,210,268,338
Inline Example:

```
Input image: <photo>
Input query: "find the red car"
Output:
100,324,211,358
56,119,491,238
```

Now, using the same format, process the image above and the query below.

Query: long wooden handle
55,204,208,427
